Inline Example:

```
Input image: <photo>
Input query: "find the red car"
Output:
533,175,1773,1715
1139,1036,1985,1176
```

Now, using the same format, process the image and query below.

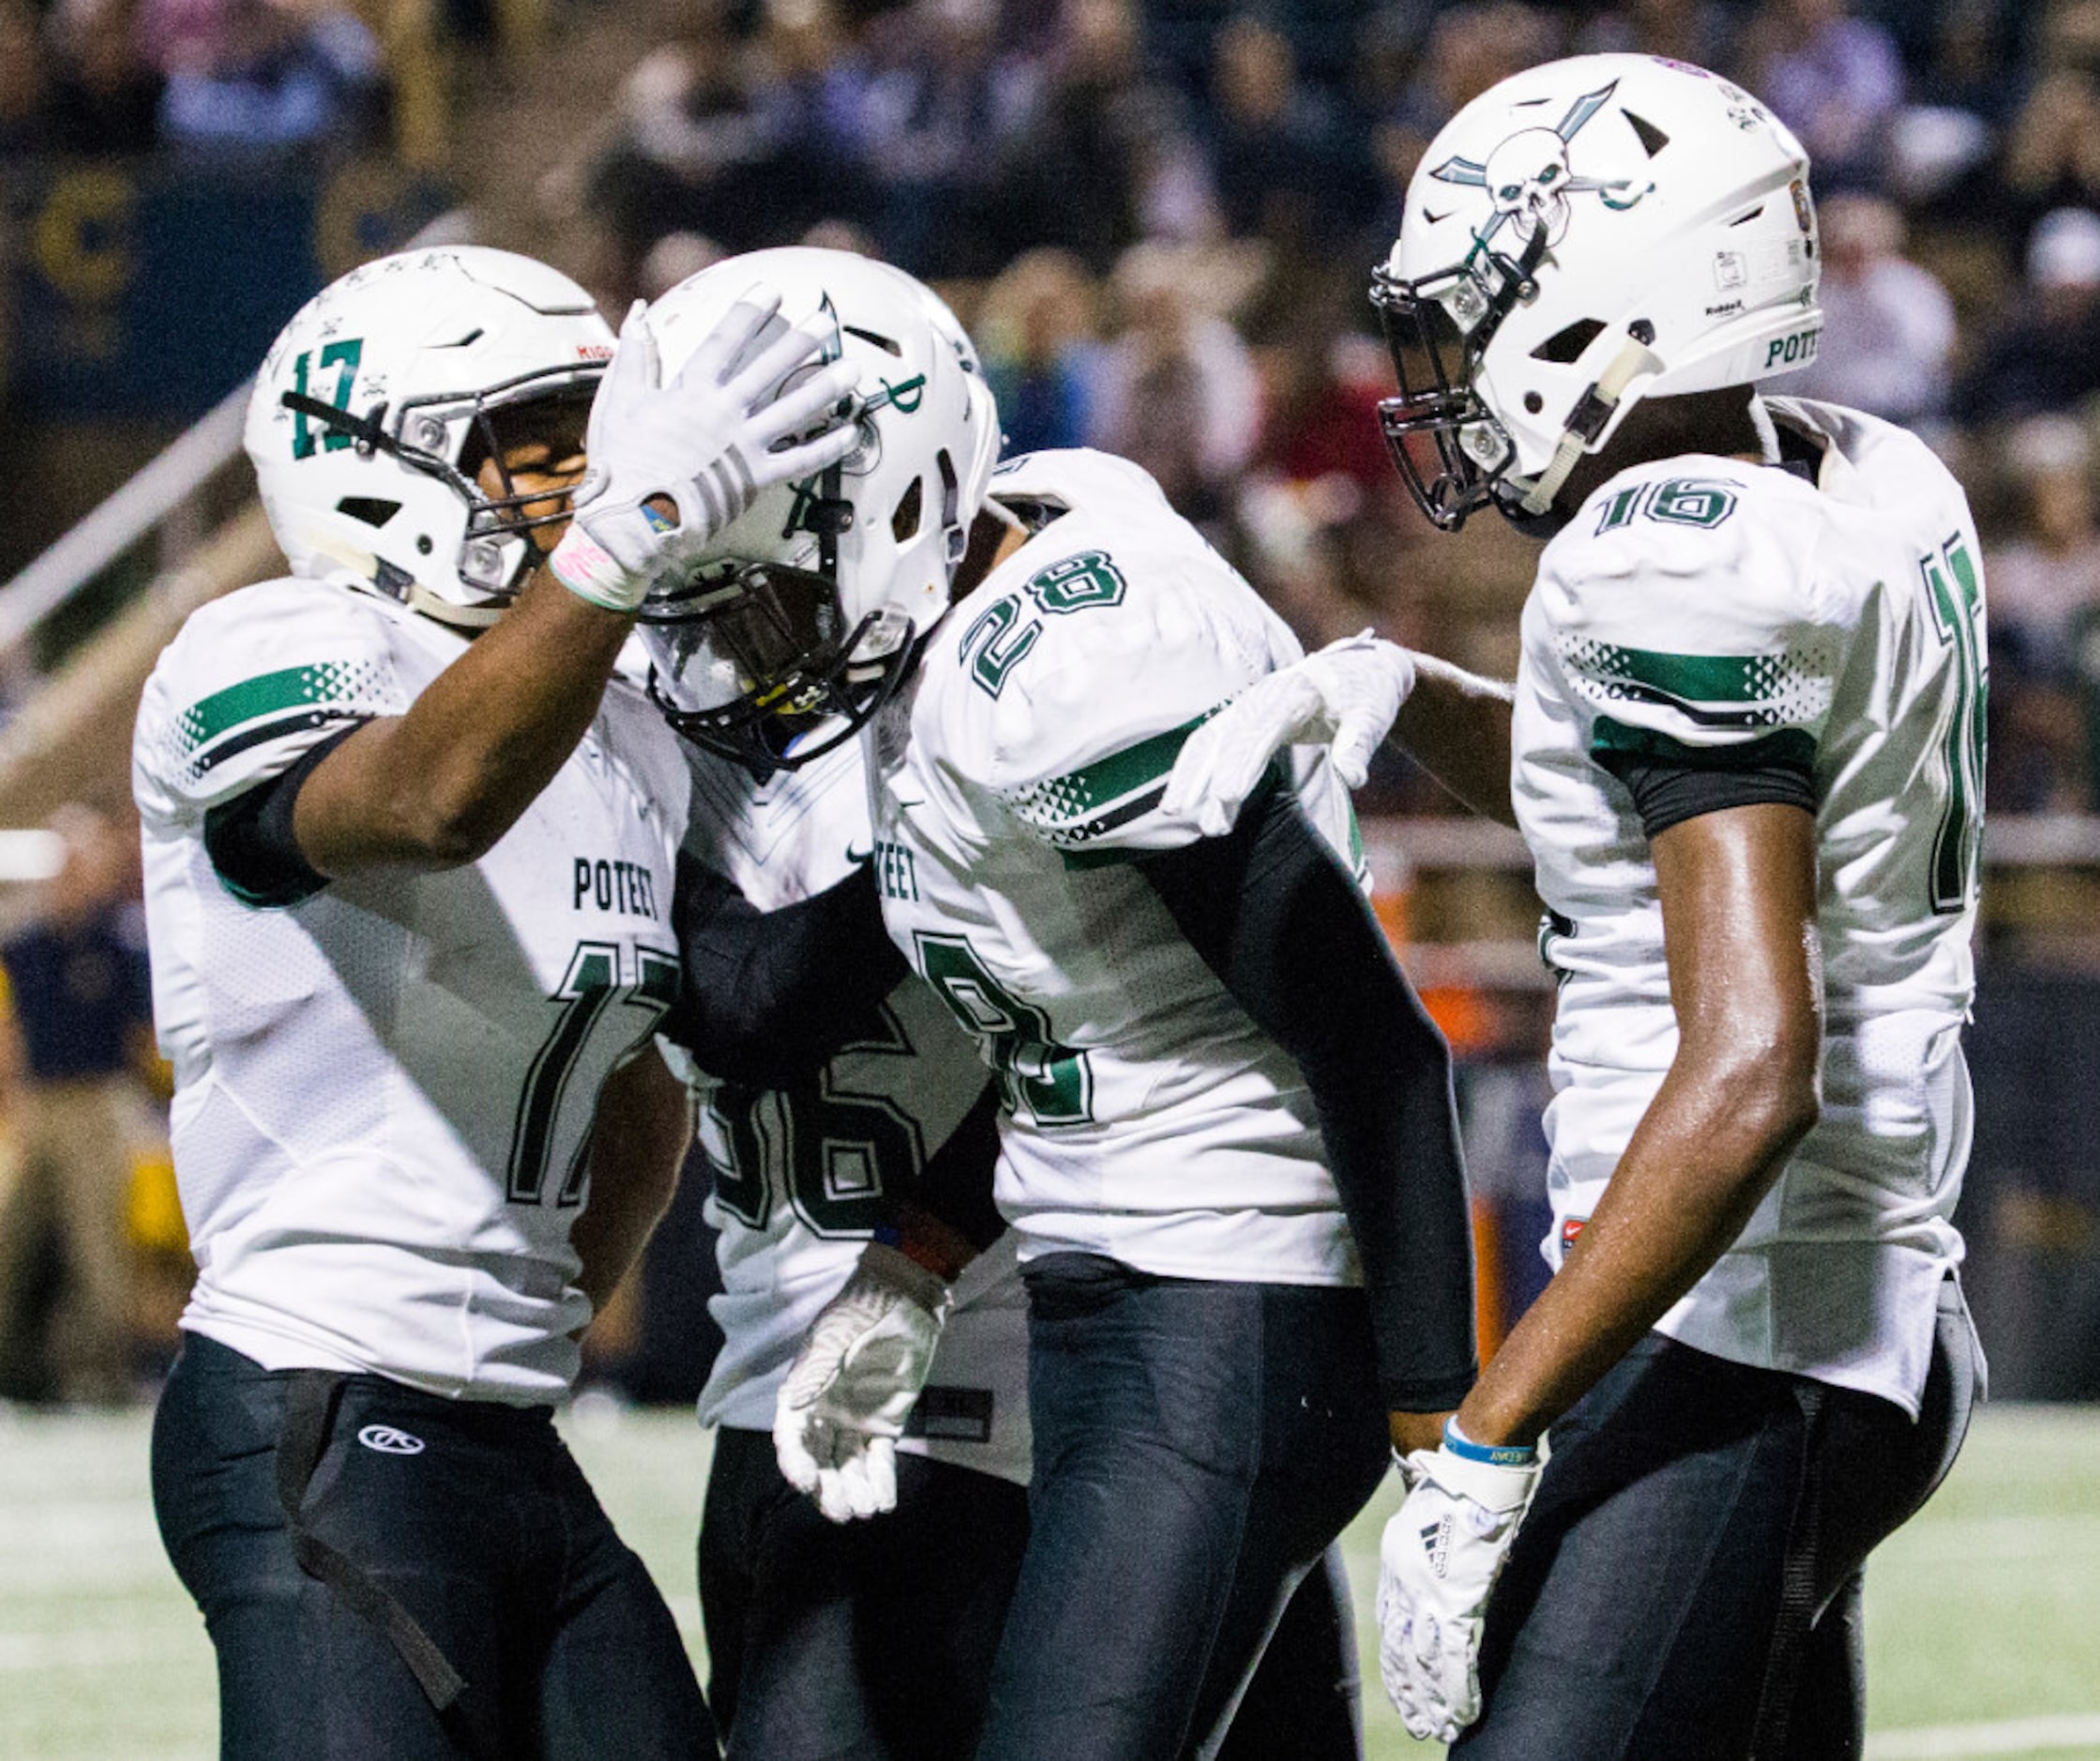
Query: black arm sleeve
201,723,365,908
662,852,909,1090
1594,736,1818,841
1135,784,1478,1411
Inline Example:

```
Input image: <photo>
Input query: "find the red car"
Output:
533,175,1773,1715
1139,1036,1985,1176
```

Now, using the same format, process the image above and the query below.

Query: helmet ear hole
1533,319,1606,364
891,476,923,542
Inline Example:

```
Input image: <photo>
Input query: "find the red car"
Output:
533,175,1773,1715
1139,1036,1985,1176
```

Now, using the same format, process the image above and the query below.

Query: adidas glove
1376,1425,1544,1743
1160,632,1416,836
550,287,861,613
773,1242,952,1525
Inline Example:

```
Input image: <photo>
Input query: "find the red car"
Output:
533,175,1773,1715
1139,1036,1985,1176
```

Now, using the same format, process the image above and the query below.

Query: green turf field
4,1400,2095,1759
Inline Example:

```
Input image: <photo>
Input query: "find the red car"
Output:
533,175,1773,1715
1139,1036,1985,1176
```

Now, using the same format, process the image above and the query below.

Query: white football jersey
1517,398,1979,1415
134,579,690,1404
678,737,1030,1484
869,449,1369,1286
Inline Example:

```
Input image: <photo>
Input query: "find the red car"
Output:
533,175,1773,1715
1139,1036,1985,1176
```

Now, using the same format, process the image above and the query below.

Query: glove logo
1421,1517,1452,1580
357,1424,426,1456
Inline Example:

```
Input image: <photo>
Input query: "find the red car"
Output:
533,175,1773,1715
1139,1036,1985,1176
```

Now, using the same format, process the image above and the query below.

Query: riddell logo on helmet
577,343,613,361
1764,328,1821,369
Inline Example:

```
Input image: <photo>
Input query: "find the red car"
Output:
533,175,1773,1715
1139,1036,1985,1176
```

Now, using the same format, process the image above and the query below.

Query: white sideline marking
1866,1712,2100,1757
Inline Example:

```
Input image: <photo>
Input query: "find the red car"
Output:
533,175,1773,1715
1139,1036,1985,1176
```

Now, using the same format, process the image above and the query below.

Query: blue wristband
1444,1418,1537,1468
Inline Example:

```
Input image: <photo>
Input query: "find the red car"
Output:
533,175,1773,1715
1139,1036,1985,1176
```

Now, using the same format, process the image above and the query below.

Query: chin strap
1517,334,1666,518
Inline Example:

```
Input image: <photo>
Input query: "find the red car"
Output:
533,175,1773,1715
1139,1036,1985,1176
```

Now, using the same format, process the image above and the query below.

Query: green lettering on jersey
1646,478,1738,529
914,933,1093,1126
1026,550,1126,614
1592,477,1739,534
1921,535,1987,914
960,550,1127,698
506,942,678,1207
959,595,1040,698
705,1001,929,1238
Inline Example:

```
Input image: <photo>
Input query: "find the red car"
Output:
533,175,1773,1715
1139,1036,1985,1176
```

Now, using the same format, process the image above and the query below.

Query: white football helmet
634,247,1001,772
246,247,614,627
1374,54,1821,530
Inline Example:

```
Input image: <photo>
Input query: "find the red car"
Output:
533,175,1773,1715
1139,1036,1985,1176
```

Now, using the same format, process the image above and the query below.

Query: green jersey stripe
1580,643,1782,704
180,661,387,756
1029,709,1213,817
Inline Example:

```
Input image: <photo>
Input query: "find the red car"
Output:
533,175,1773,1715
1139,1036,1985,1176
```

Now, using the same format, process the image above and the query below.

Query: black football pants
1453,1278,1980,1761
152,1332,717,1760
699,1424,1367,1761
974,1253,1392,1761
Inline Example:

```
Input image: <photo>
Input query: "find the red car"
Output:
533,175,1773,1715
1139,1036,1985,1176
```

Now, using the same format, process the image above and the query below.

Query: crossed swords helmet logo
1430,81,1654,254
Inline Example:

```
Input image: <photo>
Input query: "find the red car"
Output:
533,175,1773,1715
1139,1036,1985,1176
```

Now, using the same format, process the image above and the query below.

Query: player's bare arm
571,1043,694,1313
1460,798,1823,1450
295,292,861,876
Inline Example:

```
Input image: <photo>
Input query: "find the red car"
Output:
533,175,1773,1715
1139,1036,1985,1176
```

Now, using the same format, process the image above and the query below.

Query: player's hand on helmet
1162,632,1416,836
772,1242,951,1524
1375,1428,1544,1743
551,287,861,612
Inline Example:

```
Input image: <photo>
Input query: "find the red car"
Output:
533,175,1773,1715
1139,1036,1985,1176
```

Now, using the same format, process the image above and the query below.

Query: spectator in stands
0,805,155,1405
1984,415,2100,813
1955,207,2100,426
975,247,1102,456
1372,3,1562,219
1741,0,1904,191
851,0,1015,275
988,0,1201,270
1088,237,1262,525
1999,8,2100,253
1202,15,1359,247
1789,192,1956,427
0,0,50,158
1573,0,1737,67
157,0,384,153
1988,415,2100,669
45,0,164,158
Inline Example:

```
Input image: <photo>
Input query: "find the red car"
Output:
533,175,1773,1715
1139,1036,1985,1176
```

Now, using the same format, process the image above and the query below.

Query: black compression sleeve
1135,785,1479,1411
662,854,908,1089
1595,741,1818,840
201,723,364,908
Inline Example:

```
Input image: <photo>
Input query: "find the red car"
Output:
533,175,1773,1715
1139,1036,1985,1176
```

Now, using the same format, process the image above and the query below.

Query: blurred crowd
0,0,388,158
0,806,174,1407
534,0,2100,818
15,0,2100,810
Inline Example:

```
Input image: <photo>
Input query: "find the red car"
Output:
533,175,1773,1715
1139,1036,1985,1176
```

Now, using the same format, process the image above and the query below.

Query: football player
636,247,1480,1761
134,245,856,1759
664,722,1031,1759
1164,54,1986,1758
657,670,1380,1760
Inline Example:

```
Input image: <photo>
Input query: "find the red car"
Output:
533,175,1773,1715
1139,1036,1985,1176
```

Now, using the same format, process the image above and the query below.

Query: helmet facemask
1370,228,1549,532
280,363,598,614
640,441,958,775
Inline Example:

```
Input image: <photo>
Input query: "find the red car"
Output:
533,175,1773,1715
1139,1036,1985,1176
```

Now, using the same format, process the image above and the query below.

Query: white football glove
1161,632,1416,837
1376,1435,1544,1743
549,287,860,612
773,1242,952,1525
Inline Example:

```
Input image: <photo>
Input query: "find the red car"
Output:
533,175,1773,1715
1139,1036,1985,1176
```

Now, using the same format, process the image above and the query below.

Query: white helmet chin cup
1374,54,1822,529
246,247,614,626
633,246,1002,773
